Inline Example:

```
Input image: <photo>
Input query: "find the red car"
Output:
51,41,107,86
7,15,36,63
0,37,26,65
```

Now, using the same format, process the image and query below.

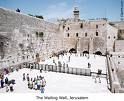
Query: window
0,42,4,46
80,23,83,28
76,33,78,37
27,34,30,37
63,25,65,29
68,27,70,30
114,36,116,39
22,56,25,59
120,30,122,33
67,33,69,37
27,56,29,59
96,25,98,29
96,32,98,36
85,33,87,37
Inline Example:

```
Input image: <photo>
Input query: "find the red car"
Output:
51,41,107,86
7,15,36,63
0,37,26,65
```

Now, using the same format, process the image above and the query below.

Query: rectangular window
76,33,78,37
67,33,69,37
96,32,98,36
96,25,98,29
85,33,87,37
80,23,83,28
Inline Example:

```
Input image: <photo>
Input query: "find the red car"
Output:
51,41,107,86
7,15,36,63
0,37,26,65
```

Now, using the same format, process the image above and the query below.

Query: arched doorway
69,48,77,53
83,51,89,54
95,51,102,55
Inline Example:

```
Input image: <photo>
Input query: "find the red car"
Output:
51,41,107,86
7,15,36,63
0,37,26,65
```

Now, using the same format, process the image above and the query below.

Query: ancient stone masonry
59,18,118,55
0,8,62,68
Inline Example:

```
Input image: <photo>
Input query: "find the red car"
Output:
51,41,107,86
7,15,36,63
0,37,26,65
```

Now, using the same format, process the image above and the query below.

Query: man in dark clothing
27,74,30,81
5,77,9,85
88,63,91,68
23,73,25,81
1,79,4,88
10,84,14,92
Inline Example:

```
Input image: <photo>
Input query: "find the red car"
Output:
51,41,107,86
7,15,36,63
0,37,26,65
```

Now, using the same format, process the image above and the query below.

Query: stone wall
0,8,62,69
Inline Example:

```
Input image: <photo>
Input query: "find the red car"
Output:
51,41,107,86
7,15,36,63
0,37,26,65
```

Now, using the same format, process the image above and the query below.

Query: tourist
23,73,25,81
39,76,42,80
9,83,14,92
34,81,37,90
33,80,35,89
41,77,46,87
68,56,70,62
5,77,9,85
29,80,33,89
28,80,30,88
94,77,97,83
40,69,42,73
88,63,91,68
37,80,41,90
5,84,9,92
63,62,65,68
98,77,101,83
33,77,36,82
40,86,45,93
0,79,4,88
26,74,30,81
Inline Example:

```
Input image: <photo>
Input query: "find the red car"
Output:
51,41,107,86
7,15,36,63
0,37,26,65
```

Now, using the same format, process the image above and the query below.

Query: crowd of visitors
23,73,46,93
0,76,15,92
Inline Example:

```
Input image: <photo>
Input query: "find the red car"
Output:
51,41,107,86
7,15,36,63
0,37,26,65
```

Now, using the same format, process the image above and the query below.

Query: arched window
67,33,69,37
63,25,65,29
80,23,83,28
76,33,78,37
96,32,98,36
68,27,70,30
85,33,87,37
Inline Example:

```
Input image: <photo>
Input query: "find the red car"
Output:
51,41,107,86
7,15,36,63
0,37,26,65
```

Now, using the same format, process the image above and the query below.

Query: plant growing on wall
39,32,44,38
35,15,44,19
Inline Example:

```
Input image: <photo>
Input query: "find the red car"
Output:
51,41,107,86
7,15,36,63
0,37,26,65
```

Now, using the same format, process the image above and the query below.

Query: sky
0,0,122,21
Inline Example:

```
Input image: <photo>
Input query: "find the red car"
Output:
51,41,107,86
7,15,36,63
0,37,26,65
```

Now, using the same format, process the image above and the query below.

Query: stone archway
95,51,102,55
69,48,77,53
83,51,89,54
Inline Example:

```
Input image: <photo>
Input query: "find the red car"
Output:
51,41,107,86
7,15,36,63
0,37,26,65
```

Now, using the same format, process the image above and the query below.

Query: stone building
59,7,118,55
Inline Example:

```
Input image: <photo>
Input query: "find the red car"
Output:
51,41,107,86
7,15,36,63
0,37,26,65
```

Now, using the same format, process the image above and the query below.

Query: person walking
1,79,4,88
26,74,30,81
88,63,91,68
23,73,25,81
5,84,9,92
40,86,45,93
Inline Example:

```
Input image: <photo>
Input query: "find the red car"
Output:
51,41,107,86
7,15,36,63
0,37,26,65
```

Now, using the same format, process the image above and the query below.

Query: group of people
23,73,46,93
0,76,15,92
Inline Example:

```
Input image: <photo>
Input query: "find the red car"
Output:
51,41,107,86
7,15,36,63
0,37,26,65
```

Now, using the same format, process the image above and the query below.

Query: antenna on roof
121,0,124,21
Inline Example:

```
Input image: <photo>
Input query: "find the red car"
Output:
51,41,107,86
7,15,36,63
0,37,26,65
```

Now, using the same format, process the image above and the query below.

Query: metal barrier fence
23,62,91,76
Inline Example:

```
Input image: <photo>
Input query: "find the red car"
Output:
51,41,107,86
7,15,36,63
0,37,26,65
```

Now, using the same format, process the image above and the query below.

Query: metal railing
24,62,91,76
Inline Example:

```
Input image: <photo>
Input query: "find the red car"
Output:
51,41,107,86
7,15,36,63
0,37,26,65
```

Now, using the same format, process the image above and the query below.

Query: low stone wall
106,56,121,93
